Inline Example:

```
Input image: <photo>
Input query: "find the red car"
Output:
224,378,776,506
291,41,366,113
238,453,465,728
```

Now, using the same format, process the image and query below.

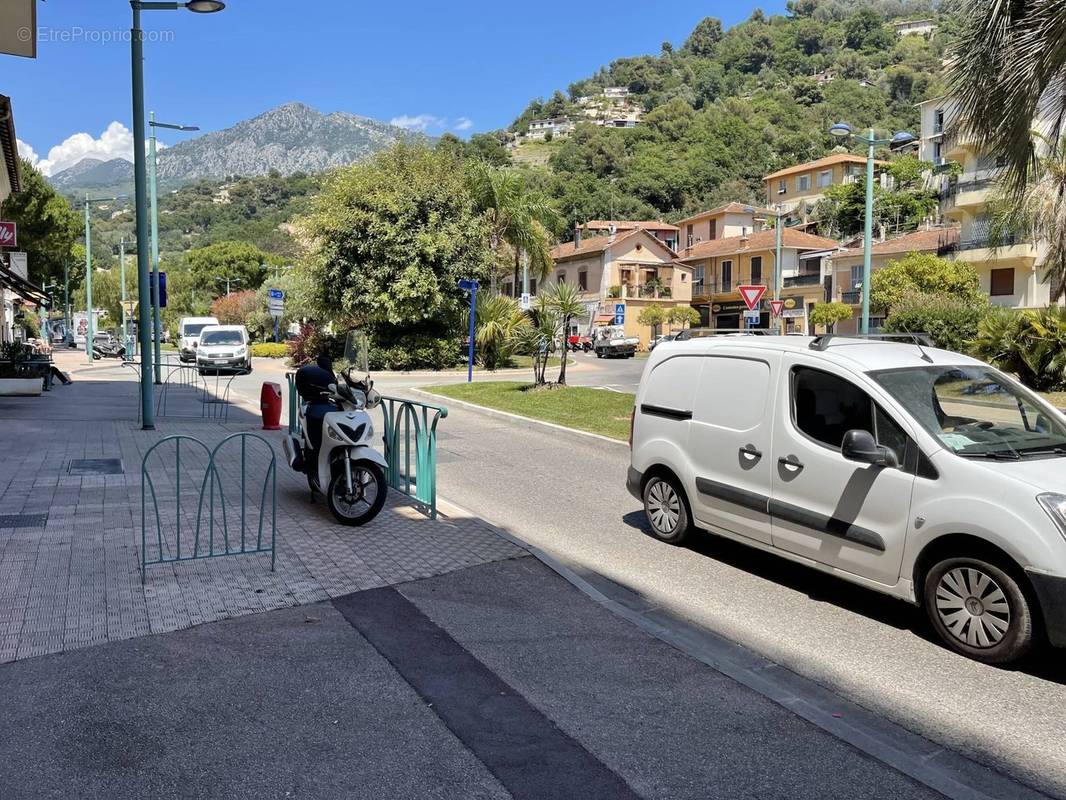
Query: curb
411,388,628,449
435,496,1053,800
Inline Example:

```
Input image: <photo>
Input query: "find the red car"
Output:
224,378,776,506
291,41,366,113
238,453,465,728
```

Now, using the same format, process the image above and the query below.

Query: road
143,354,1066,796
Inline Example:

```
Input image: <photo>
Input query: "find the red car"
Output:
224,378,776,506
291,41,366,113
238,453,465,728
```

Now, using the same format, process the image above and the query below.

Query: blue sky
7,0,784,175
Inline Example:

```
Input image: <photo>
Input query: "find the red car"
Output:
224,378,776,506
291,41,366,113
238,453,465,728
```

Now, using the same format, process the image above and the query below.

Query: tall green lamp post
82,194,124,364
148,114,199,383
827,123,916,335
118,237,135,357
130,0,224,428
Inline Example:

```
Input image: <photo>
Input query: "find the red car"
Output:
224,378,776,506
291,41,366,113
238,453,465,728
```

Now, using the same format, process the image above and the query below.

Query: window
750,256,763,285
778,179,786,194
709,219,717,240
557,271,566,283
934,109,944,130
693,265,705,293
990,268,1014,296
503,283,513,296
850,264,862,289
933,141,942,162
721,260,733,292
693,357,771,431
687,224,693,240
578,270,588,291
797,174,811,192
791,366,907,464
529,279,537,296
817,170,832,188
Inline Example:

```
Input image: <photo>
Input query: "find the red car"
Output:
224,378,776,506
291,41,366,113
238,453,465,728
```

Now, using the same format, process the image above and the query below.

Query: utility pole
216,276,242,296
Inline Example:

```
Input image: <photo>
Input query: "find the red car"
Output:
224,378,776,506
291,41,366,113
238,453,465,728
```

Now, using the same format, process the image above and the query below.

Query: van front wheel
642,475,691,544
923,556,1034,664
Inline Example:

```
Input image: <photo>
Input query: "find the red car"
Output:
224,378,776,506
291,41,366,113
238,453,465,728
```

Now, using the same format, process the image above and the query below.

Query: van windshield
183,324,210,337
870,365,1066,459
200,330,243,346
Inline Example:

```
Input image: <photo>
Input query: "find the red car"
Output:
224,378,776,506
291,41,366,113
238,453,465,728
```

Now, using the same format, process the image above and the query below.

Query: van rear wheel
923,556,1034,664
642,475,691,544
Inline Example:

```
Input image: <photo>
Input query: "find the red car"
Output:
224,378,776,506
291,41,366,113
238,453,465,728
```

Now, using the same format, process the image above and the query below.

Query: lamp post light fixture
130,0,224,429
148,114,199,384
216,276,242,296
827,122,916,335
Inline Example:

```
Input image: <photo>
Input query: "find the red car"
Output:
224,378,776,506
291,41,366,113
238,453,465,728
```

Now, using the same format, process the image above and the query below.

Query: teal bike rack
140,432,277,582
285,373,447,519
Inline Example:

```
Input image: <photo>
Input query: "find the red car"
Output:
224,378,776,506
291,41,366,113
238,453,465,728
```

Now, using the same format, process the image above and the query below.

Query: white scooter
282,332,389,526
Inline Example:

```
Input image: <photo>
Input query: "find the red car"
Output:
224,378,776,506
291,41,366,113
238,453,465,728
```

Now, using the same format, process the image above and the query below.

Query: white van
195,325,251,374
628,334,1066,664
178,316,220,363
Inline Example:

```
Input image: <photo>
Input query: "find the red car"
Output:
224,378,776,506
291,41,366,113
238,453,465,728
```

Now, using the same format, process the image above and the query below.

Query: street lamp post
82,193,123,363
118,237,132,355
148,113,199,384
63,262,71,334
130,0,224,429
216,276,242,295
828,123,916,335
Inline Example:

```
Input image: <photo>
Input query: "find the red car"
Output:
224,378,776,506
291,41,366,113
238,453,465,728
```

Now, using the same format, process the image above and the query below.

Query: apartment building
526,117,574,141
918,97,1058,309
763,154,885,223
678,228,839,333
828,227,960,333
581,219,680,251
893,19,937,37
539,227,693,347
676,202,773,250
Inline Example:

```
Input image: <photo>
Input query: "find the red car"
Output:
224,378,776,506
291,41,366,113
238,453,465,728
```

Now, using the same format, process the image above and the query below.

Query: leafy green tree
466,292,529,370
870,252,984,314
808,301,853,332
637,305,666,340
297,143,492,366
971,306,1066,391
2,159,81,286
513,294,558,386
683,17,723,57
882,290,989,353
185,240,272,298
667,305,700,330
72,262,140,330
546,281,585,384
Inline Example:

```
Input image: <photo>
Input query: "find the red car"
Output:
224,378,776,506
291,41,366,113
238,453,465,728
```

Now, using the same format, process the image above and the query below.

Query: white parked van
178,316,220,363
628,334,1066,664
195,325,251,374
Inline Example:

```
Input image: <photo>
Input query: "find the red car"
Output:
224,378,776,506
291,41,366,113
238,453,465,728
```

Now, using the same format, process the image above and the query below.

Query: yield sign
738,284,767,311
769,299,785,318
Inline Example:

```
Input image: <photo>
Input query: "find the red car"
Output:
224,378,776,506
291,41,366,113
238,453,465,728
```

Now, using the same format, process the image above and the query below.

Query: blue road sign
614,303,625,325
268,288,284,300
459,278,479,292
151,272,168,308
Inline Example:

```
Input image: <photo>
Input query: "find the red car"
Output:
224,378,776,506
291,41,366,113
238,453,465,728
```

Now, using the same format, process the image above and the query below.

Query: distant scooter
91,334,126,360
282,330,389,526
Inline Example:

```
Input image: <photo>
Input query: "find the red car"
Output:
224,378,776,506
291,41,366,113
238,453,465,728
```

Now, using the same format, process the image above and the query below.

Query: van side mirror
841,429,897,467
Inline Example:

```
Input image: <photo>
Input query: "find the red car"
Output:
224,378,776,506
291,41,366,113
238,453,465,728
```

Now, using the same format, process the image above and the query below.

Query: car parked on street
195,325,252,374
178,316,220,363
628,334,1066,664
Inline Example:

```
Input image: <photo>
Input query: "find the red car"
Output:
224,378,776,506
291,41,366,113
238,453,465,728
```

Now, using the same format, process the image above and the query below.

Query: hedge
250,342,290,358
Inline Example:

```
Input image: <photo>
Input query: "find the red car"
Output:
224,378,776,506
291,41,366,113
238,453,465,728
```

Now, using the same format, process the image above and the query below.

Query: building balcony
840,290,862,305
782,273,822,288
943,130,978,160
955,238,1039,264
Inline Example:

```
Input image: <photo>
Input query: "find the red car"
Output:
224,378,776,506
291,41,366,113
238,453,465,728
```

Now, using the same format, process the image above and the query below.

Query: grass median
425,381,635,440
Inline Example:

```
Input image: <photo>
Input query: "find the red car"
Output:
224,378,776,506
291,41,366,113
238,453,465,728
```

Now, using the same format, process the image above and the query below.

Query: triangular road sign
769,299,785,318
738,284,767,311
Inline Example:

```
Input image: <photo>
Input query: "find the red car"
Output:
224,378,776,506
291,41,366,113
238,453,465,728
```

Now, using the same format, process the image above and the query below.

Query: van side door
688,350,780,545
770,356,917,586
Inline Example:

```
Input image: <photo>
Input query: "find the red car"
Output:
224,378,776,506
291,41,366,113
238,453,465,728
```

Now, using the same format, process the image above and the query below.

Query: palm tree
466,161,560,296
546,281,586,385
989,135,1066,299
466,292,529,370
946,0,1066,195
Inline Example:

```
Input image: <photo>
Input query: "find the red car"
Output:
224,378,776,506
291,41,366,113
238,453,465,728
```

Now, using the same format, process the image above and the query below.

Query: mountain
155,102,425,181
49,157,134,192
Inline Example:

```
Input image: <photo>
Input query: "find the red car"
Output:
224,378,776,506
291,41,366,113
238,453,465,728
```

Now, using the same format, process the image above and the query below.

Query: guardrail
140,433,277,582
380,396,448,519
155,365,236,422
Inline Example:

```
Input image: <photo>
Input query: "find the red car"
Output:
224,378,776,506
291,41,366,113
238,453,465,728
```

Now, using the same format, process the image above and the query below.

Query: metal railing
140,433,277,582
783,273,822,288
380,396,448,519
959,231,1019,251
155,365,236,422
841,290,862,305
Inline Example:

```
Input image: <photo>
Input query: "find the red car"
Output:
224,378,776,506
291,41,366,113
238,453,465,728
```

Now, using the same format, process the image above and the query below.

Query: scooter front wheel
326,461,387,526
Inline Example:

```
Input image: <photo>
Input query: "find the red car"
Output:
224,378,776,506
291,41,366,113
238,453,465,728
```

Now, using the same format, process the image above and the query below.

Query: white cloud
22,121,135,176
16,139,39,166
389,113,448,132
453,117,474,132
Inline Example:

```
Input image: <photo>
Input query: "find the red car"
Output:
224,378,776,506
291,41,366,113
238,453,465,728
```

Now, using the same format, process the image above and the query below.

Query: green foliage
210,289,259,326
545,281,586,383
637,305,666,336
186,241,272,298
882,290,989,353
72,264,139,326
250,342,289,358
870,252,984,313
370,333,462,372
467,293,529,370
667,305,701,329
970,306,1066,391
298,144,491,369
809,301,854,331
683,17,724,57
3,159,81,286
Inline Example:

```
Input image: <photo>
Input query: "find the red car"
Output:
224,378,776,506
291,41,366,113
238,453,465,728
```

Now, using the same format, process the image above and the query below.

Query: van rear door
687,350,779,545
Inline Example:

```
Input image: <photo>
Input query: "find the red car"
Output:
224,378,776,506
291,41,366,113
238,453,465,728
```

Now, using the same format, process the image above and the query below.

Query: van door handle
739,445,762,459
778,455,804,471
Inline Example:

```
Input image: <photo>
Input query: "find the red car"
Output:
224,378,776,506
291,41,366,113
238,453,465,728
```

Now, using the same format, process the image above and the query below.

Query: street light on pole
828,122,916,335
148,114,199,384
82,193,125,364
130,0,224,430
216,276,242,296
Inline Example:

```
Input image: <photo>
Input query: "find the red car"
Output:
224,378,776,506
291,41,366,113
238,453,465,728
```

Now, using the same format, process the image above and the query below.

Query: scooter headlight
337,422,367,442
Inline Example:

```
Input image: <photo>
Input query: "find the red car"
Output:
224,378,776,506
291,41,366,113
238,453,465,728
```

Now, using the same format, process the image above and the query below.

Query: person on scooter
294,350,337,457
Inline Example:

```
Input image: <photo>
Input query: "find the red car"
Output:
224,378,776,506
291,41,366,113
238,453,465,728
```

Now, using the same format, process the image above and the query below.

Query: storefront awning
0,262,49,307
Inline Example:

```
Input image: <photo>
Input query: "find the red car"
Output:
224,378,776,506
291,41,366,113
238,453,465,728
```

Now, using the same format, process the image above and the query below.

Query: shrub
808,301,853,331
369,334,463,371
882,290,990,353
970,306,1066,391
251,342,289,358
287,323,343,366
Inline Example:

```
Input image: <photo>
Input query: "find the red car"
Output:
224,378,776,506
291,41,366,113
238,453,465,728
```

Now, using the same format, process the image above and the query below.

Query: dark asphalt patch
333,586,640,800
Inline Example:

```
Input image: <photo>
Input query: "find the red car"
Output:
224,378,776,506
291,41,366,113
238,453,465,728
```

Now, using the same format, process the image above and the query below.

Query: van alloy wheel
935,567,1011,648
642,476,691,544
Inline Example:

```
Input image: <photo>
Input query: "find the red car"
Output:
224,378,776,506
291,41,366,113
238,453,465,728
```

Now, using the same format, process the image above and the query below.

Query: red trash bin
260,382,283,430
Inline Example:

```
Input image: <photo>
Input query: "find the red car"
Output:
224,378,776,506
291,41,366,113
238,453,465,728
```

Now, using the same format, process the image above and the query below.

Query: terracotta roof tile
583,219,681,232
832,227,959,258
552,228,679,262
678,228,840,261
763,153,886,182
676,202,774,226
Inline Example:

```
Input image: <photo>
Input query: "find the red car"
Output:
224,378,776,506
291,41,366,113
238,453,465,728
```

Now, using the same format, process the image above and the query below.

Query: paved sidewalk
0,355,521,663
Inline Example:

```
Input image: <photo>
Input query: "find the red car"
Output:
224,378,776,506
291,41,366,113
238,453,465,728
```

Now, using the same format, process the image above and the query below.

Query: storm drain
0,513,48,529
67,458,124,476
